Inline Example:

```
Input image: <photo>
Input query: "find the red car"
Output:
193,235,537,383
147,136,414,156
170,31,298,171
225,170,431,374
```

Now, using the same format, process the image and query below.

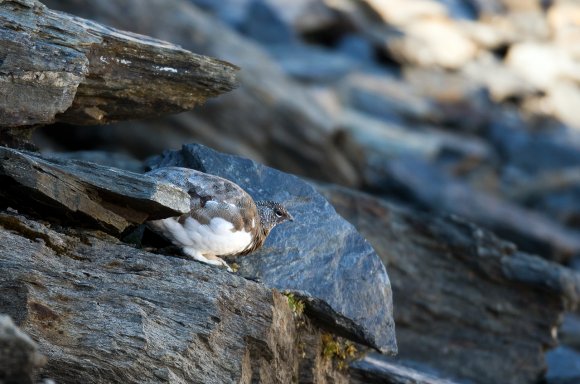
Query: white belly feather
150,216,253,256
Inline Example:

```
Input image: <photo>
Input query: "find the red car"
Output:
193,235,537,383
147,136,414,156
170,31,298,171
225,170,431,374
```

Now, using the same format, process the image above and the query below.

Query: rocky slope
3,0,580,382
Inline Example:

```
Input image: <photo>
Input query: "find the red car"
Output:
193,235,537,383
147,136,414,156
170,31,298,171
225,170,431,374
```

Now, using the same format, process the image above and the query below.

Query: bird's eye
274,209,283,217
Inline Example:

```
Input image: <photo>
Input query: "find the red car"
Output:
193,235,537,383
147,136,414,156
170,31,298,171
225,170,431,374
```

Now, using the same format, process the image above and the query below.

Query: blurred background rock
35,0,580,382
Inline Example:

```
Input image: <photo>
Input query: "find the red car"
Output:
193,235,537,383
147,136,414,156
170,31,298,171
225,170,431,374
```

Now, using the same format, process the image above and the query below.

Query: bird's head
256,200,294,234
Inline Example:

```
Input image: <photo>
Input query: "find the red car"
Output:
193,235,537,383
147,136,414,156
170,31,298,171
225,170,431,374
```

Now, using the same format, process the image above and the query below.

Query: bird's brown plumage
146,167,292,262
150,166,260,236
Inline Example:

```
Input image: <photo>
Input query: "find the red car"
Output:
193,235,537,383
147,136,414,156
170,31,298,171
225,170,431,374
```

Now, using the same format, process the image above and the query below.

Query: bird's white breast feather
152,216,252,256
151,217,194,246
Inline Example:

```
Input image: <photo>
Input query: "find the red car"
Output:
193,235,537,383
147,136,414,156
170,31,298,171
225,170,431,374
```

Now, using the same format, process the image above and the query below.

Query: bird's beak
287,213,294,222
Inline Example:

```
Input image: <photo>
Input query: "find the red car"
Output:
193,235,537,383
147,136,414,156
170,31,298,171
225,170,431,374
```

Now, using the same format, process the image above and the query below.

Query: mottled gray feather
146,167,292,258
147,167,260,234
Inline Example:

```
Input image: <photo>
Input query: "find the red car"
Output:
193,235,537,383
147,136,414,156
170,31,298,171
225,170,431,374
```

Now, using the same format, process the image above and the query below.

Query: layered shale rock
0,210,351,383
319,184,580,384
0,0,238,147
147,143,397,355
0,146,190,234
0,314,47,384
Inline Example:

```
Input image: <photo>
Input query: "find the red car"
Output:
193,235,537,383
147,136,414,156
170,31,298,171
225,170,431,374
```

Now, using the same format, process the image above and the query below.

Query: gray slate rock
559,313,580,350
238,0,297,45
368,155,580,262
0,147,190,234
47,151,145,173
146,143,397,354
0,314,46,384
546,346,580,384
337,34,375,62
0,0,238,129
268,44,363,83
339,72,438,125
319,183,580,384
0,210,347,383
350,353,460,384
488,112,580,175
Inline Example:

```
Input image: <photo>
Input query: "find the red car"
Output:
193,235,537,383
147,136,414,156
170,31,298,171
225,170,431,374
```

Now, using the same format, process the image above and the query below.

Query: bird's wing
147,167,258,233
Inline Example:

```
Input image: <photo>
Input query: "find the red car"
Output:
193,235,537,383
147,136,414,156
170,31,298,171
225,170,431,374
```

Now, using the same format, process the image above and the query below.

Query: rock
191,0,340,35
462,53,537,102
338,110,442,160
403,68,493,132
318,183,580,384
146,143,397,354
322,0,398,49
350,353,459,384
238,0,297,45
295,330,350,384
0,314,47,384
363,0,449,26
44,151,145,173
0,0,238,136
505,43,580,90
497,10,550,42
237,0,341,45
560,313,580,350
548,2,580,58
546,346,580,384
335,102,501,197
0,147,190,234
503,0,544,12
338,109,491,164
548,81,580,130
469,0,545,16
433,0,478,20
366,155,580,261
487,111,580,175
0,0,88,130
463,0,505,16
0,210,349,383
261,0,340,34
505,167,580,231
386,18,478,69
457,19,509,50
42,0,361,187
403,67,479,104
336,34,375,61
268,44,362,83
187,0,252,27
338,72,436,124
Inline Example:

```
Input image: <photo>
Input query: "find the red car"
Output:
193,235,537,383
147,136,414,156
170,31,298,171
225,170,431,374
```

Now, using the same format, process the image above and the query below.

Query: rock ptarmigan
146,167,293,272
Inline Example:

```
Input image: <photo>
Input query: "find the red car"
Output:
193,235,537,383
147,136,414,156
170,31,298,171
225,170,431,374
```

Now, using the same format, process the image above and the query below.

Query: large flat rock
0,0,238,131
319,183,580,384
147,143,397,354
0,210,350,383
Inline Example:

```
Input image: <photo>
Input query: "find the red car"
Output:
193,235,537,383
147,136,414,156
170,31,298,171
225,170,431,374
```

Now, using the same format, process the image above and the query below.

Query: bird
145,167,293,272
